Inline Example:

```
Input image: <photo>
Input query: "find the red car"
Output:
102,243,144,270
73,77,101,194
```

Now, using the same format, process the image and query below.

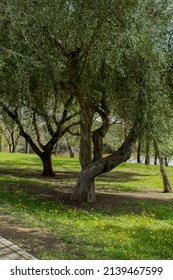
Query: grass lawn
0,152,173,260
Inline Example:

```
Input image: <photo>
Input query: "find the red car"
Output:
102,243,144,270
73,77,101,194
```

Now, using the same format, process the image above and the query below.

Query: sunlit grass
0,152,173,259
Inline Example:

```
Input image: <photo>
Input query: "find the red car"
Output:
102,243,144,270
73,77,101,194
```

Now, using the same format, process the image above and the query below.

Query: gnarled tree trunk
79,107,93,168
71,121,142,202
76,106,96,201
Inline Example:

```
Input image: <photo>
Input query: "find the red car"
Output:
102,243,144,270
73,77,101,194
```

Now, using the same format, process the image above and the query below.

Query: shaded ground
0,213,65,257
1,169,173,258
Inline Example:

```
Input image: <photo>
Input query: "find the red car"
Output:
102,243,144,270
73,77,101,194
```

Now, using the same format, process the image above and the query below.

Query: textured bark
154,141,172,193
71,121,142,202
79,107,94,169
92,108,109,162
76,107,95,201
41,150,55,177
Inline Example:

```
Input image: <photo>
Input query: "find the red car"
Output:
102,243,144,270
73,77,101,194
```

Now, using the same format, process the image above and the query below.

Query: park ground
0,152,173,260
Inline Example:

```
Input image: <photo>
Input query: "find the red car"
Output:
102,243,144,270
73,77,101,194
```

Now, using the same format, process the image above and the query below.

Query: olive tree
0,0,172,198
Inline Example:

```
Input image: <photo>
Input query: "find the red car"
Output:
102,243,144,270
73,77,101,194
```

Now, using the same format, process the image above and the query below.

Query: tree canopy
0,0,173,201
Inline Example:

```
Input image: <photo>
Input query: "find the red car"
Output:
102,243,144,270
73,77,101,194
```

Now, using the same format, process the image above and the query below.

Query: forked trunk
71,122,141,202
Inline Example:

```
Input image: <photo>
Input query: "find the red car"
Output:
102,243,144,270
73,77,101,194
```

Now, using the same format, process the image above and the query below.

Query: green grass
0,152,173,260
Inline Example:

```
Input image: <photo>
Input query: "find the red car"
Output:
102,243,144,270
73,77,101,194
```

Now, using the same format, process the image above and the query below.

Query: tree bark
8,144,12,153
137,139,142,164
71,121,142,202
65,137,74,158
77,107,96,201
79,107,94,168
145,139,150,165
92,107,109,162
41,150,55,177
25,139,30,153
164,156,169,167
154,141,172,193
54,143,58,156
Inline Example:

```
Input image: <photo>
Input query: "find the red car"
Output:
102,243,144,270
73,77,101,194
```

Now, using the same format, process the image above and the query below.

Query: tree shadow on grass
0,167,80,180
98,170,151,182
1,173,173,219
0,167,150,182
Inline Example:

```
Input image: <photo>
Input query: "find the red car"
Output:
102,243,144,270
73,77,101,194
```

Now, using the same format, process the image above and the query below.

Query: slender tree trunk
11,131,16,153
25,139,30,153
11,131,20,153
164,156,169,167
54,143,58,156
137,139,142,164
9,144,12,153
154,153,157,165
65,137,74,158
145,139,150,165
154,141,172,193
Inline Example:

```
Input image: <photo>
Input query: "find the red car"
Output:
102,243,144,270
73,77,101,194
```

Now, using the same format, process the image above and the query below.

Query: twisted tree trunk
77,106,95,202
71,121,142,202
